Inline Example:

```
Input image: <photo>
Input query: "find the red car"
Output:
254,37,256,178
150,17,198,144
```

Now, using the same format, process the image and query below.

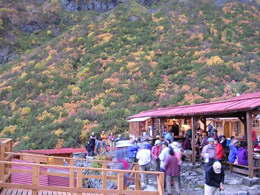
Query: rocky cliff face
60,0,118,12
0,47,18,66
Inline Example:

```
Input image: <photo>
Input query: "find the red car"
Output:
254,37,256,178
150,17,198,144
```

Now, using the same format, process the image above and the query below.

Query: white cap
213,161,222,174
116,141,133,148
171,142,178,148
155,140,161,145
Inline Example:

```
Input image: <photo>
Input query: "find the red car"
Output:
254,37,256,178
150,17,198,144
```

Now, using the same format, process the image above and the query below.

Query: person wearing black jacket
90,132,96,155
205,161,225,195
86,141,92,156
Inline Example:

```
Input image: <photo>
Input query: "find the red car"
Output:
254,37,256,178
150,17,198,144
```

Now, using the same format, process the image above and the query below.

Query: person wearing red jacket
215,138,223,160
253,141,260,153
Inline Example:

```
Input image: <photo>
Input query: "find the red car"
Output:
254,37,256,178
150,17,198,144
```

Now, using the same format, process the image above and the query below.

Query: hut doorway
224,122,230,138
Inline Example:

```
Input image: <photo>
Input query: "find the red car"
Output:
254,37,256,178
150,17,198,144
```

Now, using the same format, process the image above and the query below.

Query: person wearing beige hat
204,161,225,195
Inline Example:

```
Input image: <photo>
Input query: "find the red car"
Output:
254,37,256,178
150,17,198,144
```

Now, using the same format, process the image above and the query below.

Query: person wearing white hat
201,137,216,172
204,161,225,195
136,143,151,187
151,140,162,171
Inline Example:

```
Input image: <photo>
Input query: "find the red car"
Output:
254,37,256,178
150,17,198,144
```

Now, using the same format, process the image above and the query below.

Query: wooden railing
0,139,13,183
0,160,164,195
0,143,164,195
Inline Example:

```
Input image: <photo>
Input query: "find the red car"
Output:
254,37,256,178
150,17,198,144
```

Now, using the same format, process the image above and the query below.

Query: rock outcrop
60,0,118,12
0,47,18,66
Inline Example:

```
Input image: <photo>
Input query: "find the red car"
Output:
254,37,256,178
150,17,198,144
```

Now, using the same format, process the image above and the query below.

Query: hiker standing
100,131,108,152
96,137,101,155
136,143,151,187
90,132,96,155
151,140,162,171
109,132,115,151
86,141,92,156
164,148,180,195
201,138,216,172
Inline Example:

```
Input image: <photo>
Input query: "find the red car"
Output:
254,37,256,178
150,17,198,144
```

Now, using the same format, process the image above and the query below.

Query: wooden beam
134,164,140,190
0,141,6,181
69,168,74,188
151,118,155,138
246,112,253,178
251,110,260,115
102,162,107,189
191,117,196,165
76,169,82,195
238,116,245,125
118,172,124,195
32,165,39,195
159,118,162,137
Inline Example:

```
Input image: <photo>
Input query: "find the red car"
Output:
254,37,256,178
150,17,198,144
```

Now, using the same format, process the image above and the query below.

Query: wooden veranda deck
0,189,108,195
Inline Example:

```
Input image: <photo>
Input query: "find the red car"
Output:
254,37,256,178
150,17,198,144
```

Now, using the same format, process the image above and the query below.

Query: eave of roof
127,92,260,119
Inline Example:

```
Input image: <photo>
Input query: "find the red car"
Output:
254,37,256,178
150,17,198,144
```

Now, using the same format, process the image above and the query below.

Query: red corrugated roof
128,92,260,119
12,159,76,187
19,148,86,155
12,159,48,185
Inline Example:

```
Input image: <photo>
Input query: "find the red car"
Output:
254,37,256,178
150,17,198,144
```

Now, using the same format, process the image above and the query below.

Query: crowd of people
84,128,260,195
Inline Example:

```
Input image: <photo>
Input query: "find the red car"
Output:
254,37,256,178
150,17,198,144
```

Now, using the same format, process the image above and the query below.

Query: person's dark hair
163,141,168,147
241,141,247,148
215,138,220,143
169,148,175,156
231,136,234,140
222,135,226,139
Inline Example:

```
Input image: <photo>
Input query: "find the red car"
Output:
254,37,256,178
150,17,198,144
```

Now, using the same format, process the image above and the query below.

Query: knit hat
213,161,221,174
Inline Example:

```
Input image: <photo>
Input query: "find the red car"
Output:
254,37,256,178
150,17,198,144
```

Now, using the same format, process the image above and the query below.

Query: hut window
216,122,222,128
252,119,259,128
232,121,240,136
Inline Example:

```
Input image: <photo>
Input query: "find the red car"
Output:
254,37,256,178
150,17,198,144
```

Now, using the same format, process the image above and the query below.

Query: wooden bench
227,162,258,177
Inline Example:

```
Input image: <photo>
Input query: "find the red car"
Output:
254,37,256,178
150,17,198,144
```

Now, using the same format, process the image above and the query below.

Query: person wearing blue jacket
228,140,239,163
164,131,174,143
128,137,139,162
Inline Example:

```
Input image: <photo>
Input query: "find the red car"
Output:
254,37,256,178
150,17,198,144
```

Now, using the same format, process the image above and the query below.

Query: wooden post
157,173,164,195
159,118,162,137
191,117,196,165
77,169,83,195
246,112,253,178
102,162,107,189
244,114,248,143
32,165,39,195
70,158,74,166
151,118,155,138
36,156,40,164
70,167,74,188
8,140,12,183
134,164,140,190
0,141,5,181
202,118,207,133
118,172,124,195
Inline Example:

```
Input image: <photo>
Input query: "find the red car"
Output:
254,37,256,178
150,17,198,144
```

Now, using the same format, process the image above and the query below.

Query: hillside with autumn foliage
1,0,260,151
